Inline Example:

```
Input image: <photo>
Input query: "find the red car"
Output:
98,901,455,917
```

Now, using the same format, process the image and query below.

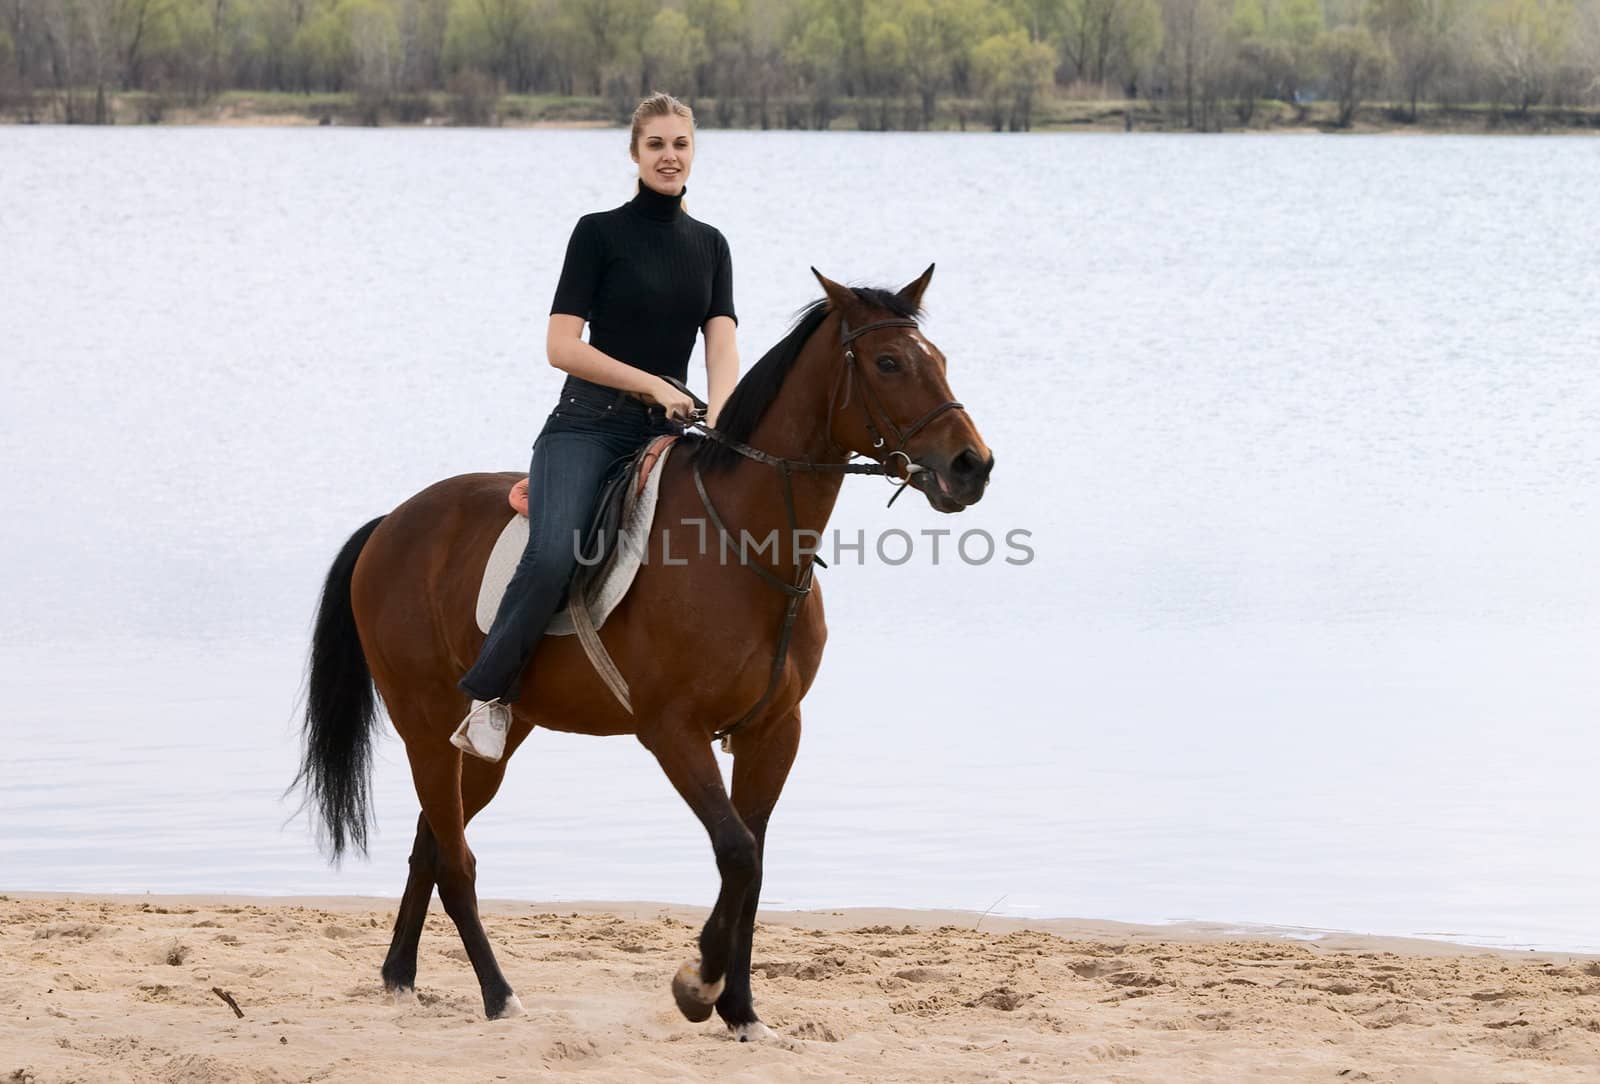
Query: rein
678,314,966,747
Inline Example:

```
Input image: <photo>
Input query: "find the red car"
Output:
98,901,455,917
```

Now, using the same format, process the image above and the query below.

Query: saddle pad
475,441,674,637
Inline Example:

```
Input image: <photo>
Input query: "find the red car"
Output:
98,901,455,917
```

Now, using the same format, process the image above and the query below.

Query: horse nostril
950,448,983,478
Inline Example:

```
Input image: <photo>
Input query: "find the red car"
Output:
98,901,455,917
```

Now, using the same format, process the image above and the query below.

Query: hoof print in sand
34,924,103,941
966,986,1032,1011
789,1020,842,1042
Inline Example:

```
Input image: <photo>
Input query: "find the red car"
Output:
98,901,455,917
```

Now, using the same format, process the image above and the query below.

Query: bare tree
1485,0,1569,115
4,0,38,118
1160,0,1227,129
1368,0,1459,120
40,0,81,120
1318,24,1385,126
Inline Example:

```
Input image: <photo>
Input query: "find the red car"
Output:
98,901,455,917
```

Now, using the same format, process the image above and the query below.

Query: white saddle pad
475,442,673,637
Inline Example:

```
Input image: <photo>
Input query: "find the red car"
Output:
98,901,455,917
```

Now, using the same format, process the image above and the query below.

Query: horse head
812,265,994,512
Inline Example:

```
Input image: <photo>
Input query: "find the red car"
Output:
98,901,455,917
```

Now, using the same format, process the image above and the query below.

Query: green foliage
973,25,1055,126
781,9,843,124
1273,0,1323,48
643,8,708,94
294,2,356,90
865,18,910,94
1059,0,1163,84
7,0,1597,129
1363,0,1459,115
685,0,745,96
1482,0,1571,111
1232,0,1266,37
444,0,536,88
1317,23,1386,123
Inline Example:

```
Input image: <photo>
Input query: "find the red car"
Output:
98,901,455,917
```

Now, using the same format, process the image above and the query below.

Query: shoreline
5,892,1599,1081
5,93,1599,135
8,890,1594,961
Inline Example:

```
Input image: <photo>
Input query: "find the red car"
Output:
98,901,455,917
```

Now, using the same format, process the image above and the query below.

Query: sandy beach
2,894,1598,1082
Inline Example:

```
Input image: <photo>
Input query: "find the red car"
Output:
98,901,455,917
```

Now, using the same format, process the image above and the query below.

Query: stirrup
450,699,511,762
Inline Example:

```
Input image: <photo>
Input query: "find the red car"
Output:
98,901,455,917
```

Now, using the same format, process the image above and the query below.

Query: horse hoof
671,960,725,1023
489,993,525,1020
728,1021,773,1043
386,985,416,1005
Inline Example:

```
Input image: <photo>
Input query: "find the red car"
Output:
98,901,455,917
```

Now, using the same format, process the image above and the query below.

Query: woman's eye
875,355,900,373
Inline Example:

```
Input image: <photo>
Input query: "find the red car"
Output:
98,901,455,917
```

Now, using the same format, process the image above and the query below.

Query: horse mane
693,285,922,473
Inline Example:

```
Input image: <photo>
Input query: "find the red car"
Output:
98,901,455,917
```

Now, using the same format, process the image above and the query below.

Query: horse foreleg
381,752,510,1000
643,723,759,1024
716,710,801,1040
409,746,521,1020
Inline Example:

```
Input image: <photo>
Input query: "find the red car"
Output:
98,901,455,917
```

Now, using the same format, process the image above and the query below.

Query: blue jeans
459,379,682,703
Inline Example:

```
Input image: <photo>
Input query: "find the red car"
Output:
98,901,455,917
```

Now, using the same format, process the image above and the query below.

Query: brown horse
294,267,993,1035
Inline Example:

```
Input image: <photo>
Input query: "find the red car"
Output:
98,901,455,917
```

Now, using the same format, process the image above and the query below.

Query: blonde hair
629,92,695,156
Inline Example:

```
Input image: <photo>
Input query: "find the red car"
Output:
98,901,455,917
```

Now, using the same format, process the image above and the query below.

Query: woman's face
633,115,694,196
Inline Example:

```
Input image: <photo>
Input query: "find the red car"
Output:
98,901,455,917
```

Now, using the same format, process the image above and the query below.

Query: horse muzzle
905,446,993,512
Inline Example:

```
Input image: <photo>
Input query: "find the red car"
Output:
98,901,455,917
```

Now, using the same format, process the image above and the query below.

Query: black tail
294,515,386,861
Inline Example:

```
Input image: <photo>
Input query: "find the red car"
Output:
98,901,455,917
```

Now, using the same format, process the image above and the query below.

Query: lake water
2,128,1597,952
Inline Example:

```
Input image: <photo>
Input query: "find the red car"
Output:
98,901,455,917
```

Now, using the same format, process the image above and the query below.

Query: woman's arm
703,315,740,427
547,315,693,417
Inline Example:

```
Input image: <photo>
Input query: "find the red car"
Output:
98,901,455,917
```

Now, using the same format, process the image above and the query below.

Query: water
2,128,1597,952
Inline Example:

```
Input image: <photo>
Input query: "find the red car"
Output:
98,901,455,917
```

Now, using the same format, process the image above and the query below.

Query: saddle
506,435,677,594
478,382,707,712
478,434,678,639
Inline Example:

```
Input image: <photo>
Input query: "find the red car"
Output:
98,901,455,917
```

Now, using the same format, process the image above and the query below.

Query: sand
2,893,1598,1083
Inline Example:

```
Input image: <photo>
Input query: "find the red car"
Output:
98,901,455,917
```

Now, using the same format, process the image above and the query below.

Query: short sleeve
703,231,737,328
550,216,603,319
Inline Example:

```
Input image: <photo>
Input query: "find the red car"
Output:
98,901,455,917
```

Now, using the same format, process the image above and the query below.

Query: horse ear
896,263,936,309
811,267,859,314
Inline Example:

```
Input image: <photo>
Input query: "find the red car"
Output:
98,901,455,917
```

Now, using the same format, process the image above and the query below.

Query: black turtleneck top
550,182,736,386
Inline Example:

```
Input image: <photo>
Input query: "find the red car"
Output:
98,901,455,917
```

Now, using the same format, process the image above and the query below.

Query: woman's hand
548,316,699,421
644,377,696,422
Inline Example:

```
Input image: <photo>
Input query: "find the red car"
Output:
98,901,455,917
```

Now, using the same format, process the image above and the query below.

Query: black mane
693,285,921,472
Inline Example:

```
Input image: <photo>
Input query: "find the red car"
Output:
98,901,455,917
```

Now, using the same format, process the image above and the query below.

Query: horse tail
295,515,386,862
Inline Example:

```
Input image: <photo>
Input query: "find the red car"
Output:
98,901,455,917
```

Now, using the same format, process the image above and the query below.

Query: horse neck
713,320,850,548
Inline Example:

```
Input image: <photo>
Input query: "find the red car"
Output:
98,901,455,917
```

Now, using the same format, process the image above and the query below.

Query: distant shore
5,91,1599,134
4,892,1599,1082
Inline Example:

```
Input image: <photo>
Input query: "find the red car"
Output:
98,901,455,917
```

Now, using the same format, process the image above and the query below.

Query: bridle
680,312,968,746
828,316,966,497
686,315,966,492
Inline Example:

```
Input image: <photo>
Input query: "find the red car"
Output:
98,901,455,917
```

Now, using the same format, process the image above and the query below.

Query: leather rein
677,315,965,746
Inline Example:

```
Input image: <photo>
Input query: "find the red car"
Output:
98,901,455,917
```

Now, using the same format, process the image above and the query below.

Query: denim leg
459,429,631,703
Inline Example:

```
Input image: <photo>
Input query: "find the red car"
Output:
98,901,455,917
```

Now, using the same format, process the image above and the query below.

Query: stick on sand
211,987,244,1018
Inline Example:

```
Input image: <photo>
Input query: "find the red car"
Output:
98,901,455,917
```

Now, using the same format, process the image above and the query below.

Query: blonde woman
454,92,740,761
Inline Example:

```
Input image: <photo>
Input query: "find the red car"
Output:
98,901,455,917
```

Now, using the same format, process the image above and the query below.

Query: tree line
5,0,1598,128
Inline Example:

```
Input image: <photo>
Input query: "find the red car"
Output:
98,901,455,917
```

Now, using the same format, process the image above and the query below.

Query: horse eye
875,355,900,373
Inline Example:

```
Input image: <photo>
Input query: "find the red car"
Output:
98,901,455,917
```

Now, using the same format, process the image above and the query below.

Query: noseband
684,312,970,746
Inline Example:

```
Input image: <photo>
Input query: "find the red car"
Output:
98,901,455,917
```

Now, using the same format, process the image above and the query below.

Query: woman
453,92,740,762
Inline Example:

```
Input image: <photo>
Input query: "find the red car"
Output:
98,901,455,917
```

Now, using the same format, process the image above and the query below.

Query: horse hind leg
381,812,437,999
380,752,512,1001
404,732,521,1019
